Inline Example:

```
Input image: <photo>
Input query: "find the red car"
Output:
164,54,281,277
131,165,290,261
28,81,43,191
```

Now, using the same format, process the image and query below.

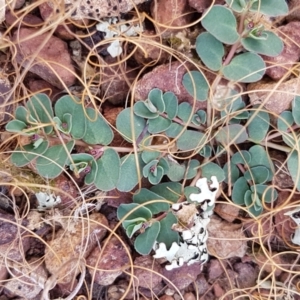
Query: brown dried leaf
207,215,247,259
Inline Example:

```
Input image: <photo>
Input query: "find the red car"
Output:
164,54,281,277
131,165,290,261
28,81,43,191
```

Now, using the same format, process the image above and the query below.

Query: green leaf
244,190,263,217
117,154,144,192
156,213,179,249
287,150,300,191
248,145,274,181
177,130,206,151
148,116,172,133
117,203,152,222
247,109,270,142
143,160,159,177
116,108,147,144
146,166,165,184
26,93,54,134
83,108,113,145
85,156,98,185
11,141,49,167
133,188,169,214
223,162,240,184
225,0,247,12
5,120,28,134
250,184,278,203
133,102,158,119
134,221,160,255
292,96,300,126
165,123,183,138
163,92,178,120
66,153,95,174
199,144,212,158
94,148,120,191
125,222,144,238
201,5,239,45
250,0,288,16
215,124,248,145
186,159,200,179
222,52,265,83
177,102,193,123
36,141,75,178
150,182,182,203
196,32,224,71
141,150,160,164
241,31,284,56
192,110,207,126
244,166,269,184
182,71,209,101
148,88,165,112
54,95,86,139
277,111,295,147
231,150,251,165
232,176,249,205
201,162,225,182
15,106,30,124
166,159,186,182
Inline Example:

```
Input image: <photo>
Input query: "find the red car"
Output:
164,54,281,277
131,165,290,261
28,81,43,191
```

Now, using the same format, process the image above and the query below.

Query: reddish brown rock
188,0,224,12
12,28,76,89
233,262,259,289
134,30,169,65
163,262,202,290
134,256,163,289
254,251,283,277
214,203,240,223
262,22,300,80
183,292,196,300
87,236,130,286
27,79,60,101
248,77,300,115
151,0,192,38
287,0,300,22
44,213,108,285
4,258,48,298
134,61,207,112
12,0,25,9
274,190,299,244
101,57,139,105
208,259,225,282
195,273,210,295
5,11,44,28
39,2,75,40
213,282,225,298
0,72,13,123
160,296,174,300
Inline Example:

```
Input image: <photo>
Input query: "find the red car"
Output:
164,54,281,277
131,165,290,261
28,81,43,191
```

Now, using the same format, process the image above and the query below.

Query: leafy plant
182,0,287,102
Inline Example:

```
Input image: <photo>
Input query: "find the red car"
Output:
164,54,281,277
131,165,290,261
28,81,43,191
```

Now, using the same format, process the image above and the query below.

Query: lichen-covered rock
151,0,192,38
262,22,300,80
64,0,147,19
134,256,163,289
87,236,130,285
12,28,76,89
44,213,108,285
248,77,300,115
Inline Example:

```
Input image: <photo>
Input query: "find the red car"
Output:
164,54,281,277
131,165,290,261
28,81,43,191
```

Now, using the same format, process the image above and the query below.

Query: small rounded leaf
232,176,249,205
222,52,265,83
202,5,239,45
196,32,224,71
250,0,288,17
241,31,284,57
134,221,161,255
244,166,269,184
182,71,209,101
247,109,270,142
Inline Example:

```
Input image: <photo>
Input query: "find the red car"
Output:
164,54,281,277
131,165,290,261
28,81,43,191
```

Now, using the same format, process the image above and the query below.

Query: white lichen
284,207,300,245
96,18,143,57
153,176,219,270
35,192,61,211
